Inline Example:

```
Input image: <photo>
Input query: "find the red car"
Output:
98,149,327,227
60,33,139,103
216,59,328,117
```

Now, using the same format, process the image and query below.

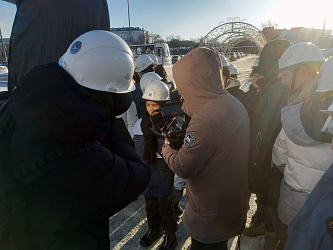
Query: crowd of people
1,4,333,249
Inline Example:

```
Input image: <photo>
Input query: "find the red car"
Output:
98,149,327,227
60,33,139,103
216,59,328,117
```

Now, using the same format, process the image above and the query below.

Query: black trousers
252,195,275,232
145,196,178,234
190,238,228,250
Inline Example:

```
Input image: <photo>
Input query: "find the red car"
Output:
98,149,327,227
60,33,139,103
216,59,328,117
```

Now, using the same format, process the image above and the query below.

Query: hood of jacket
9,63,113,143
172,47,225,117
281,103,321,146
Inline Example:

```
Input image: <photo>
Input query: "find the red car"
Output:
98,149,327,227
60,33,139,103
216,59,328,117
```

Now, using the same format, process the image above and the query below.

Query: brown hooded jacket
162,47,250,243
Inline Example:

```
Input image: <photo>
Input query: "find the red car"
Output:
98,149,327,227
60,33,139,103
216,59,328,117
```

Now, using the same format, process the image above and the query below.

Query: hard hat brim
115,80,136,93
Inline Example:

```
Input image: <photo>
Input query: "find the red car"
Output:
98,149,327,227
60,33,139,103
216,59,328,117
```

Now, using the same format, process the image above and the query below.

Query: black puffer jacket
3,63,150,250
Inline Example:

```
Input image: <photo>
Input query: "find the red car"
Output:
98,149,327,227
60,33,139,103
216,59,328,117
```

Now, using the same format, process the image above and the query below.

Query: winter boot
242,219,265,237
140,228,162,247
262,230,279,250
159,233,178,250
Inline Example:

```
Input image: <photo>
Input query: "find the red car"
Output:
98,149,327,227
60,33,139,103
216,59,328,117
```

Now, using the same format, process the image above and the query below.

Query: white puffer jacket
272,102,333,226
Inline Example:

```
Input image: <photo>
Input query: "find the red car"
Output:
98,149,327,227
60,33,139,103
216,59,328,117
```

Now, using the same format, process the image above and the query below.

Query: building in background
0,38,9,61
111,27,151,45
263,27,332,50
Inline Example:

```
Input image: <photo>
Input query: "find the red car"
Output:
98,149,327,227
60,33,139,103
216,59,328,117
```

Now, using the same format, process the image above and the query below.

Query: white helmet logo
70,41,82,54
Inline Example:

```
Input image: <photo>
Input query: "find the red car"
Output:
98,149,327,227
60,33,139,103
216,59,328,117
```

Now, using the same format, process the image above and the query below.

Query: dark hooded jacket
162,47,249,243
243,84,264,122
247,39,292,201
2,63,150,250
6,0,110,91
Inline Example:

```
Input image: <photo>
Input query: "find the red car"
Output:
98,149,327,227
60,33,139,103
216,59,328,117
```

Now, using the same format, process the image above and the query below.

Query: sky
1,0,333,40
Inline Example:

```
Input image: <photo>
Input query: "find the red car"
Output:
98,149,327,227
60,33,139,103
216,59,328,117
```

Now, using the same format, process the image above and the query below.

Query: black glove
167,188,183,208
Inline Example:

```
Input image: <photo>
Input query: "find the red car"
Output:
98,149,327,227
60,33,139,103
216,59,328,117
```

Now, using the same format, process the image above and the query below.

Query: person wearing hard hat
148,54,168,84
224,63,246,103
139,73,185,222
163,47,250,250
0,30,150,249
131,80,179,250
135,54,155,79
272,42,333,248
283,57,333,250
219,54,231,88
133,72,163,119
133,54,156,118
242,39,292,250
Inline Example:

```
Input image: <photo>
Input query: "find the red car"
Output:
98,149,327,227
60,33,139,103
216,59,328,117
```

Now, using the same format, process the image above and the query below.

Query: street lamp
127,0,132,44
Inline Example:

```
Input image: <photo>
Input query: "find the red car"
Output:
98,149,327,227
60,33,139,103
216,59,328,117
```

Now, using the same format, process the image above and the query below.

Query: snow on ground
109,55,265,250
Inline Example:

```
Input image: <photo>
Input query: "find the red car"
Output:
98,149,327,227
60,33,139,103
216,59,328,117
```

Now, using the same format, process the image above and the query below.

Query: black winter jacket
3,63,150,250
248,80,288,198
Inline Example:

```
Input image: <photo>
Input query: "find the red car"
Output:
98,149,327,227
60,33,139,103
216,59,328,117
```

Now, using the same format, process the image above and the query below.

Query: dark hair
231,74,237,79
155,65,168,83
141,64,155,73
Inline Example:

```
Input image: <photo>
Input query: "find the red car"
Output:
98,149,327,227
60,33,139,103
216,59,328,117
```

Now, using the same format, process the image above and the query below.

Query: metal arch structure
200,17,266,54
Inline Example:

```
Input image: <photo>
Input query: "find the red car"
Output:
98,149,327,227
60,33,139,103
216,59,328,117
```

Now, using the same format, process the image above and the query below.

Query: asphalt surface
109,55,266,250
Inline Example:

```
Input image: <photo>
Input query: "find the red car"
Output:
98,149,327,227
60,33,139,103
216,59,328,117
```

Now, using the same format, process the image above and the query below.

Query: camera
150,102,188,150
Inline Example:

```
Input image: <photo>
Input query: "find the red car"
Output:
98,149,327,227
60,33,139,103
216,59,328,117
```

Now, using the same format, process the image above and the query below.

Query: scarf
141,111,167,164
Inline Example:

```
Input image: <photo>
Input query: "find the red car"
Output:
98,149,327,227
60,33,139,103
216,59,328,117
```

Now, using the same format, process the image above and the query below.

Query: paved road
109,54,265,250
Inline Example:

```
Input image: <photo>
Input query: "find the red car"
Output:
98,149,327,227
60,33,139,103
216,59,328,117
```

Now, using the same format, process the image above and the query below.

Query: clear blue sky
1,0,332,40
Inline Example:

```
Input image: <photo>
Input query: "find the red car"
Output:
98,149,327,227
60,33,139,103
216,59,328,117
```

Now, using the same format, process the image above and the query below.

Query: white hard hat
140,72,162,93
219,54,230,68
230,63,238,75
147,54,159,65
142,80,170,101
252,58,259,69
317,57,333,93
135,54,154,73
277,42,324,72
59,30,135,93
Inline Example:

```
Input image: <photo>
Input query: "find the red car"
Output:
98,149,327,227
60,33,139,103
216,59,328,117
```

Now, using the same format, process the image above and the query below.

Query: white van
129,43,172,66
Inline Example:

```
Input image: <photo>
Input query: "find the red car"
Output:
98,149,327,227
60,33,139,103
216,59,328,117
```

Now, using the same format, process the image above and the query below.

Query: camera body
162,115,188,150
150,102,188,150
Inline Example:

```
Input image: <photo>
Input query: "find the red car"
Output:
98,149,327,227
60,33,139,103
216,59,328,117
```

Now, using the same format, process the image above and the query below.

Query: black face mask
87,88,132,117
110,92,132,116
